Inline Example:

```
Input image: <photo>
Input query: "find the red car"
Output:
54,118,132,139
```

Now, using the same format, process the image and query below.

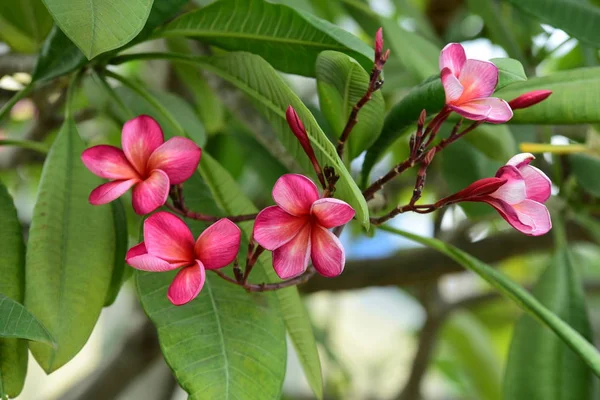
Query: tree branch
301,222,594,293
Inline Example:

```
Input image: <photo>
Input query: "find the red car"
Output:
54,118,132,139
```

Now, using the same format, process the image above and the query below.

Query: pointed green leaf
506,0,600,48
496,67,600,124
32,26,86,83
0,182,27,398
158,0,373,77
25,119,116,372
0,0,53,53
103,199,129,307
41,0,154,59
316,50,385,161
491,58,527,90
379,225,600,378
503,248,594,400
0,295,55,345
199,154,323,399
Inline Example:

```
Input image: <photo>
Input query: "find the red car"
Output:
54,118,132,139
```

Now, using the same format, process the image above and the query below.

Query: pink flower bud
375,27,383,59
508,90,552,110
285,106,323,184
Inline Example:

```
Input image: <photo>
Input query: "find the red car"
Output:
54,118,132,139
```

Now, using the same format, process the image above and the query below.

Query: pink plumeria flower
439,153,551,236
126,212,241,305
253,174,355,279
440,43,513,123
81,115,201,215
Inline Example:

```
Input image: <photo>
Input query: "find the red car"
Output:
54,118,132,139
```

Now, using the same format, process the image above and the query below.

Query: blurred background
1,0,600,399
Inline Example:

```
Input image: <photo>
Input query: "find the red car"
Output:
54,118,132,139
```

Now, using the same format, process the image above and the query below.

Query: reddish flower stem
212,268,316,292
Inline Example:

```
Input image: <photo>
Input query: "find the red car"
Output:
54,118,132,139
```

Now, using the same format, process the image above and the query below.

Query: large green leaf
199,154,323,399
316,50,385,161
158,0,373,77
41,0,154,59
32,26,86,83
0,295,55,345
25,119,116,372
379,225,600,378
119,52,368,227
136,270,286,400
503,248,594,400
506,0,600,48
491,58,527,90
496,67,600,124
0,182,27,398
570,153,600,197
0,0,53,53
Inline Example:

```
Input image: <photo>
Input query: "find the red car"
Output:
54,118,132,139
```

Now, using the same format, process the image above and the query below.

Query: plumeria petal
147,137,202,184
438,177,506,205
458,59,498,99
512,199,552,236
131,169,170,215
143,211,195,263
81,145,139,180
520,165,551,202
272,223,311,279
272,174,319,216
253,206,309,250
484,197,533,234
89,179,137,205
121,115,164,176
126,242,148,259
441,68,464,103
194,218,241,270
126,253,181,272
478,98,513,123
448,102,491,121
490,166,526,205
311,198,355,229
311,225,345,278
506,153,535,169
439,43,466,76
167,261,206,306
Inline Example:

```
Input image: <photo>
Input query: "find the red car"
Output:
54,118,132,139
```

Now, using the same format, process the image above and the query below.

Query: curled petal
441,68,464,103
194,219,241,270
272,174,319,216
439,43,466,76
122,115,164,176
167,261,206,306
448,101,491,121
253,206,308,250
126,242,181,272
82,145,139,180
512,199,552,236
480,98,513,124
452,98,513,123
147,137,202,184
126,242,148,259
89,179,137,205
507,153,535,169
311,198,355,228
458,59,498,100
144,211,195,263
272,223,311,279
436,177,506,206
483,197,532,234
520,165,551,203
131,169,170,215
491,166,526,205
311,226,345,278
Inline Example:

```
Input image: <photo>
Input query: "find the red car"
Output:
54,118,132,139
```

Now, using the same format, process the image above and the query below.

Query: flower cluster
81,38,554,306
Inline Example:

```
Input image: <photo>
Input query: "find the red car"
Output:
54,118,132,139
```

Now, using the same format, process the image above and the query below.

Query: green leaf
199,154,323,399
464,124,517,162
503,248,594,400
0,295,55,345
167,38,226,135
379,225,600,378
506,0,600,48
158,0,373,77
316,51,385,160
495,67,600,124
570,153,600,197
32,26,86,83
466,0,525,62
0,0,53,53
41,0,154,59
104,199,129,307
380,17,439,82
136,270,286,400
25,119,116,372
0,182,27,398
361,77,445,186
491,58,527,90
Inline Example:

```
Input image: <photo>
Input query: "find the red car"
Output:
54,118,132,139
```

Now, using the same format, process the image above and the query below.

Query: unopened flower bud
375,27,383,60
508,90,552,110
285,106,324,186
